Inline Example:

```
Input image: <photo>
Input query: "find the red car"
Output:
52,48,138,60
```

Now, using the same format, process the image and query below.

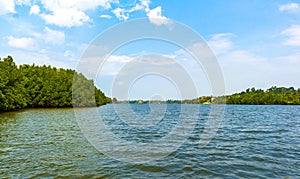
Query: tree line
0,56,111,112
115,86,300,105
225,86,300,105
179,86,300,104
1,55,299,112
180,86,300,105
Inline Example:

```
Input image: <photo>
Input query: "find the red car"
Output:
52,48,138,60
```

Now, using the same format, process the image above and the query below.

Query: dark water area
0,104,299,178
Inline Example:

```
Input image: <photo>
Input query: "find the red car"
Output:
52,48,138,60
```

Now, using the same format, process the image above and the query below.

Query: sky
1,0,300,100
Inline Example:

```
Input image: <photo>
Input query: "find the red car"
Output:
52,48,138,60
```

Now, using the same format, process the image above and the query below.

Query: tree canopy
167,86,300,105
117,86,300,105
225,86,300,105
0,56,111,112
1,56,299,111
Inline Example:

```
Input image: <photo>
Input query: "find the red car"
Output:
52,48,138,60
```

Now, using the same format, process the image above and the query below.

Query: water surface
1,104,299,178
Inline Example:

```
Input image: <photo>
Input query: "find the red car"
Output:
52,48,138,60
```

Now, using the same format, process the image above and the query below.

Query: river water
0,104,299,178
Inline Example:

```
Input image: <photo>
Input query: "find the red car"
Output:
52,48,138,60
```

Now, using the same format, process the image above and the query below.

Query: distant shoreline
114,101,300,105
2,103,300,115
2,57,300,113
115,86,300,105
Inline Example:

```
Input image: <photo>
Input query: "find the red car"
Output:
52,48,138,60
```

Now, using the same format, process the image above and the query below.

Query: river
1,104,299,178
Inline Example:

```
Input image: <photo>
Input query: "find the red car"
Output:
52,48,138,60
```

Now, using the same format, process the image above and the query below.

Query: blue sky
1,0,300,99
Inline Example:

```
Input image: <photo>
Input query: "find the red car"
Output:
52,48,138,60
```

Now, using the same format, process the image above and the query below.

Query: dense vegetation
0,56,111,112
195,86,300,104
1,55,299,112
118,86,300,105
225,86,300,105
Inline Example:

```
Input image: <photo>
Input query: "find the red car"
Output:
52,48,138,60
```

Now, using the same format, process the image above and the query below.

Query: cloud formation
146,6,170,25
110,0,169,25
279,3,299,12
40,7,91,27
112,7,129,20
208,33,234,55
0,0,33,15
281,24,300,46
29,5,40,15
111,0,150,21
7,36,36,50
0,0,15,15
39,0,116,27
42,27,65,45
100,14,112,19
1,0,169,27
7,26,64,51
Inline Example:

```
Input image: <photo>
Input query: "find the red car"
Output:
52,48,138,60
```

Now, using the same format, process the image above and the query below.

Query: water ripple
0,105,300,178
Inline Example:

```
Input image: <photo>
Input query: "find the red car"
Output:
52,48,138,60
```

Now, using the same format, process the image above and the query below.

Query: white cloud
279,3,299,12
112,8,129,20
100,14,112,19
141,0,150,12
218,50,273,92
0,0,34,15
222,50,266,63
208,35,300,93
7,36,36,50
40,0,117,27
43,27,65,45
32,27,65,45
40,49,47,53
129,3,144,12
9,50,74,69
111,1,150,21
106,55,133,63
208,33,234,55
15,0,31,6
110,0,169,25
281,24,300,46
0,0,15,15
41,0,115,12
29,5,40,15
64,50,75,58
78,55,136,77
41,8,91,27
208,31,300,93
146,6,170,25
276,53,300,64
7,27,64,51
89,55,135,76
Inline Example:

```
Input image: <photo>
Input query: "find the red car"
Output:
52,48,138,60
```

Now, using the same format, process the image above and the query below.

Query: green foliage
226,86,300,105
0,56,111,112
0,56,27,111
117,86,300,105
164,87,300,105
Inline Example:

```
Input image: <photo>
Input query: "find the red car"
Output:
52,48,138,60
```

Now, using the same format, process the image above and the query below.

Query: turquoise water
1,104,299,178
